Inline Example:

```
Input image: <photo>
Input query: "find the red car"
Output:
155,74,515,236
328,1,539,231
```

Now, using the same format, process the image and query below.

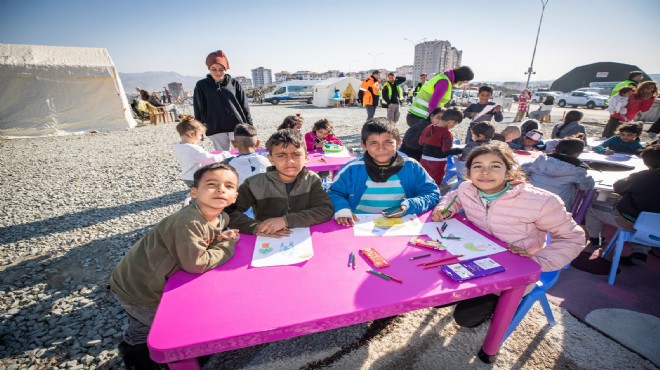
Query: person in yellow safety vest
381,72,407,123
413,73,427,97
359,70,381,121
406,66,474,127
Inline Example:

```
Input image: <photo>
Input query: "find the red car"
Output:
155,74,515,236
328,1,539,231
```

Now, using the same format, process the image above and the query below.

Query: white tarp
0,44,136,138
312,77,361,107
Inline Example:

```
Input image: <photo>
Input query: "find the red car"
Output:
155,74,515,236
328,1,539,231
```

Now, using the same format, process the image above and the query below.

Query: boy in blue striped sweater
329,118,440,226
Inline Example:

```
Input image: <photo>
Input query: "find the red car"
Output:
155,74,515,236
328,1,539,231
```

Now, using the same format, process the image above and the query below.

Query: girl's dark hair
361,117,400,144
520,119,539,135
618,87,634,95
192,162,239,188
616,122,643,137
564,110,583,124
464,142,526,182
266,129,304,154
278,115,303,130
555,138,585,156
312,118,333,132
453,66,474,82
139,90,149,101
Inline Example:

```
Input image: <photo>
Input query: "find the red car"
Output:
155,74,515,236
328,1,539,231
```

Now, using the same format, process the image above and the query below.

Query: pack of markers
440,257,505,282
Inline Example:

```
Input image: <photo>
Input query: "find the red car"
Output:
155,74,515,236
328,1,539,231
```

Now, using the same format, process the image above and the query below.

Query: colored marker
378,272,403,284
348,252,353,267
436,226,443,238
442,195,458,214
441,236,461,240
410,253,431,260
418,254,464,266
367,270,391,281
441,222,448,232
423,260,462,269
351,252,356,269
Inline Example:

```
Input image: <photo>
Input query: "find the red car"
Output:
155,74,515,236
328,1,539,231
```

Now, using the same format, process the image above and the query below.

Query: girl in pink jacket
305,119,343,150
432,142,585,328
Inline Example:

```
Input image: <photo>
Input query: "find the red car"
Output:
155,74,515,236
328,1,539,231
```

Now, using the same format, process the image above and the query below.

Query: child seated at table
305,118,343,150
329,117,440,226
418,109,465,185
278,114,304,131
585,144,660,265
500,125,521,143
174,115,232,188
432,142,585,328
594,122,644,155
228,129,334,235
109,163,240,369
226,124,271,186
399,107,444,161
508,129,545,151
462,121,495,159
522,138,595,210
552,110,587,140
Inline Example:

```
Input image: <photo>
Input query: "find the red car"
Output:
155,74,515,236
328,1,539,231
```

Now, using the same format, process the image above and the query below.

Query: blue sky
2,0,659,81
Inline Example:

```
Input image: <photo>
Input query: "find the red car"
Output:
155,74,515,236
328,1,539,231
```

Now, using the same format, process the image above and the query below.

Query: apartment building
413,40,462,77
251,67,273,87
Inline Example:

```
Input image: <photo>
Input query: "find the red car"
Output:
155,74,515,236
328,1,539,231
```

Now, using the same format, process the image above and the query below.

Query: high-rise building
413,40,462,78
251,67,273,87
234,76,253,91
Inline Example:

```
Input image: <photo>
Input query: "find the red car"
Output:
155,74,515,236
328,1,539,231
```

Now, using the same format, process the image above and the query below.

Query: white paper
420,219,506,260
472,104,496,121
251,228,314,267
353,214,425,237
322,148,351,158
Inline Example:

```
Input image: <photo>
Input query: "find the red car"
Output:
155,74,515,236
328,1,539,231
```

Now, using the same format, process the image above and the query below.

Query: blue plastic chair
502,268,564,343
601,212,660,285
441,155,458,185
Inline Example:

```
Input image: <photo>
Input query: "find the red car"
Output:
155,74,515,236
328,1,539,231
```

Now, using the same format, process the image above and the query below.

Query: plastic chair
601,212,660,285
502,267,564,343
441,155,458,185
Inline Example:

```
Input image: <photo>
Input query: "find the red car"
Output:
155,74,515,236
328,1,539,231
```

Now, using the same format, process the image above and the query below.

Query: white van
264,80,318,105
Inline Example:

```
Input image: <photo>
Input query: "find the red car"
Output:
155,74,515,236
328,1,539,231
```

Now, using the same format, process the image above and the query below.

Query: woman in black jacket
194,50,252,151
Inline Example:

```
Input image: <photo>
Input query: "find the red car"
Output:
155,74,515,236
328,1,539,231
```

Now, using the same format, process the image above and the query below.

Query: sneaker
619,252,648,266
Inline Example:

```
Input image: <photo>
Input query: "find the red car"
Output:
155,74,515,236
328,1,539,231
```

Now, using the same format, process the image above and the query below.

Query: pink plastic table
148,213,540,369
213,149,355,174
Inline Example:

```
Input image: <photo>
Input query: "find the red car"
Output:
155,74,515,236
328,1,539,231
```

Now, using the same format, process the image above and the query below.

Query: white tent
0,44,136,138
312,77,362,108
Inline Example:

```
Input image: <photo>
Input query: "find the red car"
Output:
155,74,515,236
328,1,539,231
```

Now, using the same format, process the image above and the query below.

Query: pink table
148,213,540,369
213,149,355,174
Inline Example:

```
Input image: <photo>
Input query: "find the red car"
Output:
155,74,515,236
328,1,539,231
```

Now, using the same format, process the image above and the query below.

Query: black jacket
193,74,252,136
614,168,660,222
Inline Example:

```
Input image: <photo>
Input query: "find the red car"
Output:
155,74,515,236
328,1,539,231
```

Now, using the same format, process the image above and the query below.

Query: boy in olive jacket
228,129,334,236
109,163,240,369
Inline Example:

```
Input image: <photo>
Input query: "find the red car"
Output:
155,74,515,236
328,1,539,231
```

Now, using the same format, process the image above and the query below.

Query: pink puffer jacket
439,181,585,271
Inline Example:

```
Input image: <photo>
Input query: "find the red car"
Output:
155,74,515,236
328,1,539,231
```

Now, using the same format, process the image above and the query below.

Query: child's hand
336,213,359,227
217,229,240,241
382,205,406,218
493,105,501,113
508,245,532,257
256,229,292,238
604,149,614,155
256,217,288,235
432,206,454,221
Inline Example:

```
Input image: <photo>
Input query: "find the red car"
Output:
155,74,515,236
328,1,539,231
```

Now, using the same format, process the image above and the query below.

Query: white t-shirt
225,152,271,185
174,143,232,181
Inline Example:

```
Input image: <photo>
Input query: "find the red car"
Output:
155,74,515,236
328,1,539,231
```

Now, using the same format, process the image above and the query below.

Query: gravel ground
0,102,652,369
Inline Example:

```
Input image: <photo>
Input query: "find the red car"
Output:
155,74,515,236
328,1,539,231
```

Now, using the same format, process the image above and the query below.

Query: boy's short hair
440,108,464,124
176,115,206,136
470,122,495,139
192,162,239,188
387,72,395,77
618,87,634,95
564,110,584,124
641,144,660,169
492,133,505,142
502,125,521,136
555,138,585,156
233,124,258,148
312,118,333,132
616,122,642,136
361,117,400,144
520,119,539,135
478,85,493,94
266,129,304,154
628,71,643,79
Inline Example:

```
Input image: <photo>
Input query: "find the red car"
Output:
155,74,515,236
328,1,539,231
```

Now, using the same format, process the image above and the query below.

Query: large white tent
0,44,136,138
312,77,362,107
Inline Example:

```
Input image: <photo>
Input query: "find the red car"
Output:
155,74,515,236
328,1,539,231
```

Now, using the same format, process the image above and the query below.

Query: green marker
441,236,461,240
367,270,391,281
442,194,458,214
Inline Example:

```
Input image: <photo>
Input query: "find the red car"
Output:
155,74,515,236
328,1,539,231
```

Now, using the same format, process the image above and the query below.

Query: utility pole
525,0,549,89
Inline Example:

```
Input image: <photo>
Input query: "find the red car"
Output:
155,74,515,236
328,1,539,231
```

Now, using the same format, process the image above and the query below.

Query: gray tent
550,62,651,93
